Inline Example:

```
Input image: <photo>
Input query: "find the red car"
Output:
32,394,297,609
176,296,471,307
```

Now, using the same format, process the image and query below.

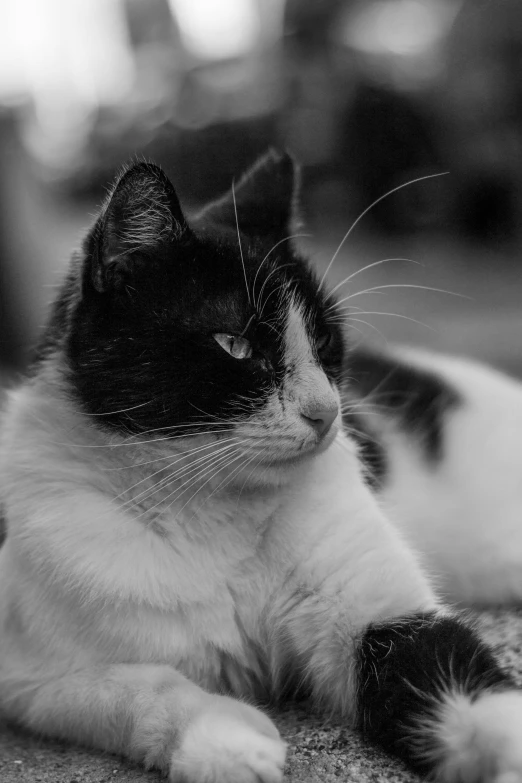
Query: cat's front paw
170,696,286,783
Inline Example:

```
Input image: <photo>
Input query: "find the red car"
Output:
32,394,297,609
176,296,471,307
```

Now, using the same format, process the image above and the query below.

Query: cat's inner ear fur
197,149,301,238
90,162,188,293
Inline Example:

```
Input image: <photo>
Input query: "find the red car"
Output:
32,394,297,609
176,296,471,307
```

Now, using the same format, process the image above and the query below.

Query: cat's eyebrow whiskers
258,277,295,320
252,234,312,311
255,262,294,318
349,317,388,342
317,171,449,291
347,310,437,332
232,180,252,307
327,258,422,298
327,283,470,312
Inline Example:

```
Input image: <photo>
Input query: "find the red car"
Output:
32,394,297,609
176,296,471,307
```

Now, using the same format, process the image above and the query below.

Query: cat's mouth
256,424,338,466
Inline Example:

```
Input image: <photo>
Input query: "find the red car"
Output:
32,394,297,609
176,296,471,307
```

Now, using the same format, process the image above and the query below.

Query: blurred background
0,0,521,381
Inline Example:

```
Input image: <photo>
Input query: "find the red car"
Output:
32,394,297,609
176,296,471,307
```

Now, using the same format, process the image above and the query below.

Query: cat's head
44,151,345,482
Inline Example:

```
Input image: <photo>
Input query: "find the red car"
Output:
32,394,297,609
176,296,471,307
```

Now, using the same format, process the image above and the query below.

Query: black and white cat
1,151,522,783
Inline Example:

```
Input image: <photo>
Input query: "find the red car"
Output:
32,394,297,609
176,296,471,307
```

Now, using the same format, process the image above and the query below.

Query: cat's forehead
165,230,317,324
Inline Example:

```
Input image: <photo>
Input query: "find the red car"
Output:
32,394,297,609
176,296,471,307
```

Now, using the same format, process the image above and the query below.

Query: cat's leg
355,612,520,782
269,440,522,782
0,659,286,783
0,491,286,783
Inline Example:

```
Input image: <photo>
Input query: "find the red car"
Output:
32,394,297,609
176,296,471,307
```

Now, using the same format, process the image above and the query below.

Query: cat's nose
301,403,339,438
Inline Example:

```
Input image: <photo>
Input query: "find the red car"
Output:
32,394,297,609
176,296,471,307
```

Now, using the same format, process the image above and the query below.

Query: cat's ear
198,149,301,237
89,162,188,293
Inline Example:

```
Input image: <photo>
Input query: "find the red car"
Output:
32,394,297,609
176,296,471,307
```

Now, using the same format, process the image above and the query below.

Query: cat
1,150,522,783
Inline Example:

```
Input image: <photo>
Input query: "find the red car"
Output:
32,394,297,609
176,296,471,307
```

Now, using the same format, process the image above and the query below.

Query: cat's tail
355,612,522,782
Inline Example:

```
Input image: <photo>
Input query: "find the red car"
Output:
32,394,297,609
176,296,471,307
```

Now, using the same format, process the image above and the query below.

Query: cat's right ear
86,162,189,293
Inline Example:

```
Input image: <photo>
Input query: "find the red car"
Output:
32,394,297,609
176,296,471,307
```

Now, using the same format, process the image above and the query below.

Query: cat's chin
236,427,339,487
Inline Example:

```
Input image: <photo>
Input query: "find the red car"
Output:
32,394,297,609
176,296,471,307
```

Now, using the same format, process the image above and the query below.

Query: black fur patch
347,348,461,460
356,613,514,774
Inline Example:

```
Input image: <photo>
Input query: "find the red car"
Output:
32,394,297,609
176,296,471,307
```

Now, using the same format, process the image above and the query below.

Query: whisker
113,437,241,505
133,443,248,521
330,283,469,310
327,258,422,297
317,171,449,290
256,262,295,317
346,311,437,331
349,318,388,342
159,446,248,517
253,233,312,311
174,450,250,516
258,280,292,320
232,180,251,307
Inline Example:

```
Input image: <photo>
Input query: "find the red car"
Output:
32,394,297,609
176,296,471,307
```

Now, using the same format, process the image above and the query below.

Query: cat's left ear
197,149,301,238
89,162,189,293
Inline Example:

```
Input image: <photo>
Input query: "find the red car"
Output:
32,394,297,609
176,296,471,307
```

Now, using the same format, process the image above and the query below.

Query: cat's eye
316,332,332,353
213,333,253,360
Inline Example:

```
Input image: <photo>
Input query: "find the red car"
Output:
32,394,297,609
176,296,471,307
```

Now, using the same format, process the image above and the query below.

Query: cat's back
347,346,522,603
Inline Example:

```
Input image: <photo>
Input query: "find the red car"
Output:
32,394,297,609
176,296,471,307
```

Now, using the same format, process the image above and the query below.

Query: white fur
426,690,522,782
170,698,286,783
378,350,522,604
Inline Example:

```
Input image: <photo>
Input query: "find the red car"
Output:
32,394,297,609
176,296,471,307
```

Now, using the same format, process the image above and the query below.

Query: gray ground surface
1,609,521,783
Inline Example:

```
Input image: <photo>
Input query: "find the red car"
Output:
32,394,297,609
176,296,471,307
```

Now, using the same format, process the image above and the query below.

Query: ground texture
1,609,521,783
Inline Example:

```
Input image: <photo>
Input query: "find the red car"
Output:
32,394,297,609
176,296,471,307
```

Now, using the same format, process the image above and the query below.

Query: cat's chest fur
1,383,289,688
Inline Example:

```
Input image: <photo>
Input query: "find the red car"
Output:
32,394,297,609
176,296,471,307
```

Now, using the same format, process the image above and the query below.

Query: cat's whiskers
47,432,230,453
126,438,247,508
79,400,154,418
317,171,449,291
187,402,238,426
326,283,469,313
255,262,295,319
184,443,270,519
258,277,296,321
125,422,237,438
231,180,252,307
235,444,276,503
327,258,422,298
140,441,249,521
106,429,240,470
173,448,253,517
113,436,241,506
252,234,312,311
349,317,388,342
344,311,437,332
339,401,390,416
